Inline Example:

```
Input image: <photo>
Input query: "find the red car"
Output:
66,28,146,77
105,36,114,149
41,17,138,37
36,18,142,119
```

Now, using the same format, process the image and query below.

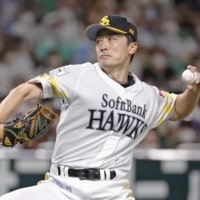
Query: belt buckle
79,168,100,180
79,169,88,180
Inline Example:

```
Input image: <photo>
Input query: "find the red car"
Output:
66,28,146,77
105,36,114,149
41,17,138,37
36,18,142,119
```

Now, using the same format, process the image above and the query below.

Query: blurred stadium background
0,0,200,199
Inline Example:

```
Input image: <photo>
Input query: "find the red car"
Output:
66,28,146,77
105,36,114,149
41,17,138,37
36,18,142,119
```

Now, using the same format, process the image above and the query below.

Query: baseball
182,69,197,84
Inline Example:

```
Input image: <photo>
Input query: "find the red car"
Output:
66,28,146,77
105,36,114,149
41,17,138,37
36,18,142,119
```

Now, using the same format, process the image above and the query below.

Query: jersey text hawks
86,93,148,140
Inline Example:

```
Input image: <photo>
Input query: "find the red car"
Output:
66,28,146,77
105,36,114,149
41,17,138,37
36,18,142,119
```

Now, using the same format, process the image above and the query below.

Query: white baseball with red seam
182,69,197,84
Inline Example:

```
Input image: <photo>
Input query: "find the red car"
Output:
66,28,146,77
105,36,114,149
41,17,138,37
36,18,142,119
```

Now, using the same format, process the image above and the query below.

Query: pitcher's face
95,31,137,69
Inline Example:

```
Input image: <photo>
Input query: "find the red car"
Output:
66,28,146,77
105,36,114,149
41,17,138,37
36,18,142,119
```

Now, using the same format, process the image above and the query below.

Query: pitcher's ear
129,42,138,55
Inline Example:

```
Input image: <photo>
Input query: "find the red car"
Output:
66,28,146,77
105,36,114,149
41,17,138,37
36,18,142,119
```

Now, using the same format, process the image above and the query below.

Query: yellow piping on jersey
48,77,67,99
156,92,173,126
156,104,173,125
59,89,67,99
48,77,58,96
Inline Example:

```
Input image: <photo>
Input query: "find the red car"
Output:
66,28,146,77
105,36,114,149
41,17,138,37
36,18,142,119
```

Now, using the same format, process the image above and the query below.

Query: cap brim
85,24,127,41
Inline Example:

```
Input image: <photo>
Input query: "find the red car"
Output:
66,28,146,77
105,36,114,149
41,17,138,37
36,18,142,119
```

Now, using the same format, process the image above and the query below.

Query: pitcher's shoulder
75,62,97,69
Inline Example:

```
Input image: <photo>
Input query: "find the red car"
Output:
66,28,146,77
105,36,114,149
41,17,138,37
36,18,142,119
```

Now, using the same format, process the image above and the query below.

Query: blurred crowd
0,0,200,149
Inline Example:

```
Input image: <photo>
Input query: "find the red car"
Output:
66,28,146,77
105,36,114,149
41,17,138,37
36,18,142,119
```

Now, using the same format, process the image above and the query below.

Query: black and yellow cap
85,15,137,41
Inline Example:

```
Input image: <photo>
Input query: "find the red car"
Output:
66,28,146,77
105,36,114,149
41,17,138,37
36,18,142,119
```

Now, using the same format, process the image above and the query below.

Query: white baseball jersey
0,62,177,200
29,62,177,177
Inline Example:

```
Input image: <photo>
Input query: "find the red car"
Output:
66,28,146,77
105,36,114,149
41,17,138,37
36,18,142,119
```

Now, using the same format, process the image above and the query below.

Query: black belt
57,166,116,180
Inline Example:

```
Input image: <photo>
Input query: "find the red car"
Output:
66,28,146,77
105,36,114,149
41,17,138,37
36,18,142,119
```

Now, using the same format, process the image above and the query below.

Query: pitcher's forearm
0,83,42,123
0,124,4,141
0,86,28,142
172,87,200,120
0,89,27,123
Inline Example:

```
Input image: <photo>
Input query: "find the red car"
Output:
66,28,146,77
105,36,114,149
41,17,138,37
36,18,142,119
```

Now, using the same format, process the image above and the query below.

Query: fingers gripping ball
182,69,197,84
2,104,58,147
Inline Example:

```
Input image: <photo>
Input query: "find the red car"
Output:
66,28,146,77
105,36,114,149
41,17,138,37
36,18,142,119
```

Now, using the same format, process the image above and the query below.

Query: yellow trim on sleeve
59,89,67,99
48,77,58,96
156,92,174,126
156,104,173,126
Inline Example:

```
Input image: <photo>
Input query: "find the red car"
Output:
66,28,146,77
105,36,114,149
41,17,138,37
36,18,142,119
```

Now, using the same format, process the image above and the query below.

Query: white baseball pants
0,173,135,200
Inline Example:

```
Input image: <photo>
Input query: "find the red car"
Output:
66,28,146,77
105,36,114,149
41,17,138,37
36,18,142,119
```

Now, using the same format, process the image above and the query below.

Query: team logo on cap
129,28,134,35
100,16,110,26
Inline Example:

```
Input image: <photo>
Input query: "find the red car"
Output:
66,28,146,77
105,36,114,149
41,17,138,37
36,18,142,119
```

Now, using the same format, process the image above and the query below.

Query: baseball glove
2,104,58,147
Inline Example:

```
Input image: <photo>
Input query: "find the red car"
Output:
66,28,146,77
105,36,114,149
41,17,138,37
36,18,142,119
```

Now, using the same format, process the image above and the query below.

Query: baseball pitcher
0,15,200,200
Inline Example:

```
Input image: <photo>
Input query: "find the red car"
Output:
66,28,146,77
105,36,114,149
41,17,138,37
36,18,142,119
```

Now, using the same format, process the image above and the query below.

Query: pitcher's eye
96,39,102,44
108,36,117,41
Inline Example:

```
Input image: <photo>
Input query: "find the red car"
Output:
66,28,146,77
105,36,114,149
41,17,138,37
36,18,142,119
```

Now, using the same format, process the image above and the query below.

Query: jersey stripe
156,92,174,126
59,89,67,99
49,77,58,96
